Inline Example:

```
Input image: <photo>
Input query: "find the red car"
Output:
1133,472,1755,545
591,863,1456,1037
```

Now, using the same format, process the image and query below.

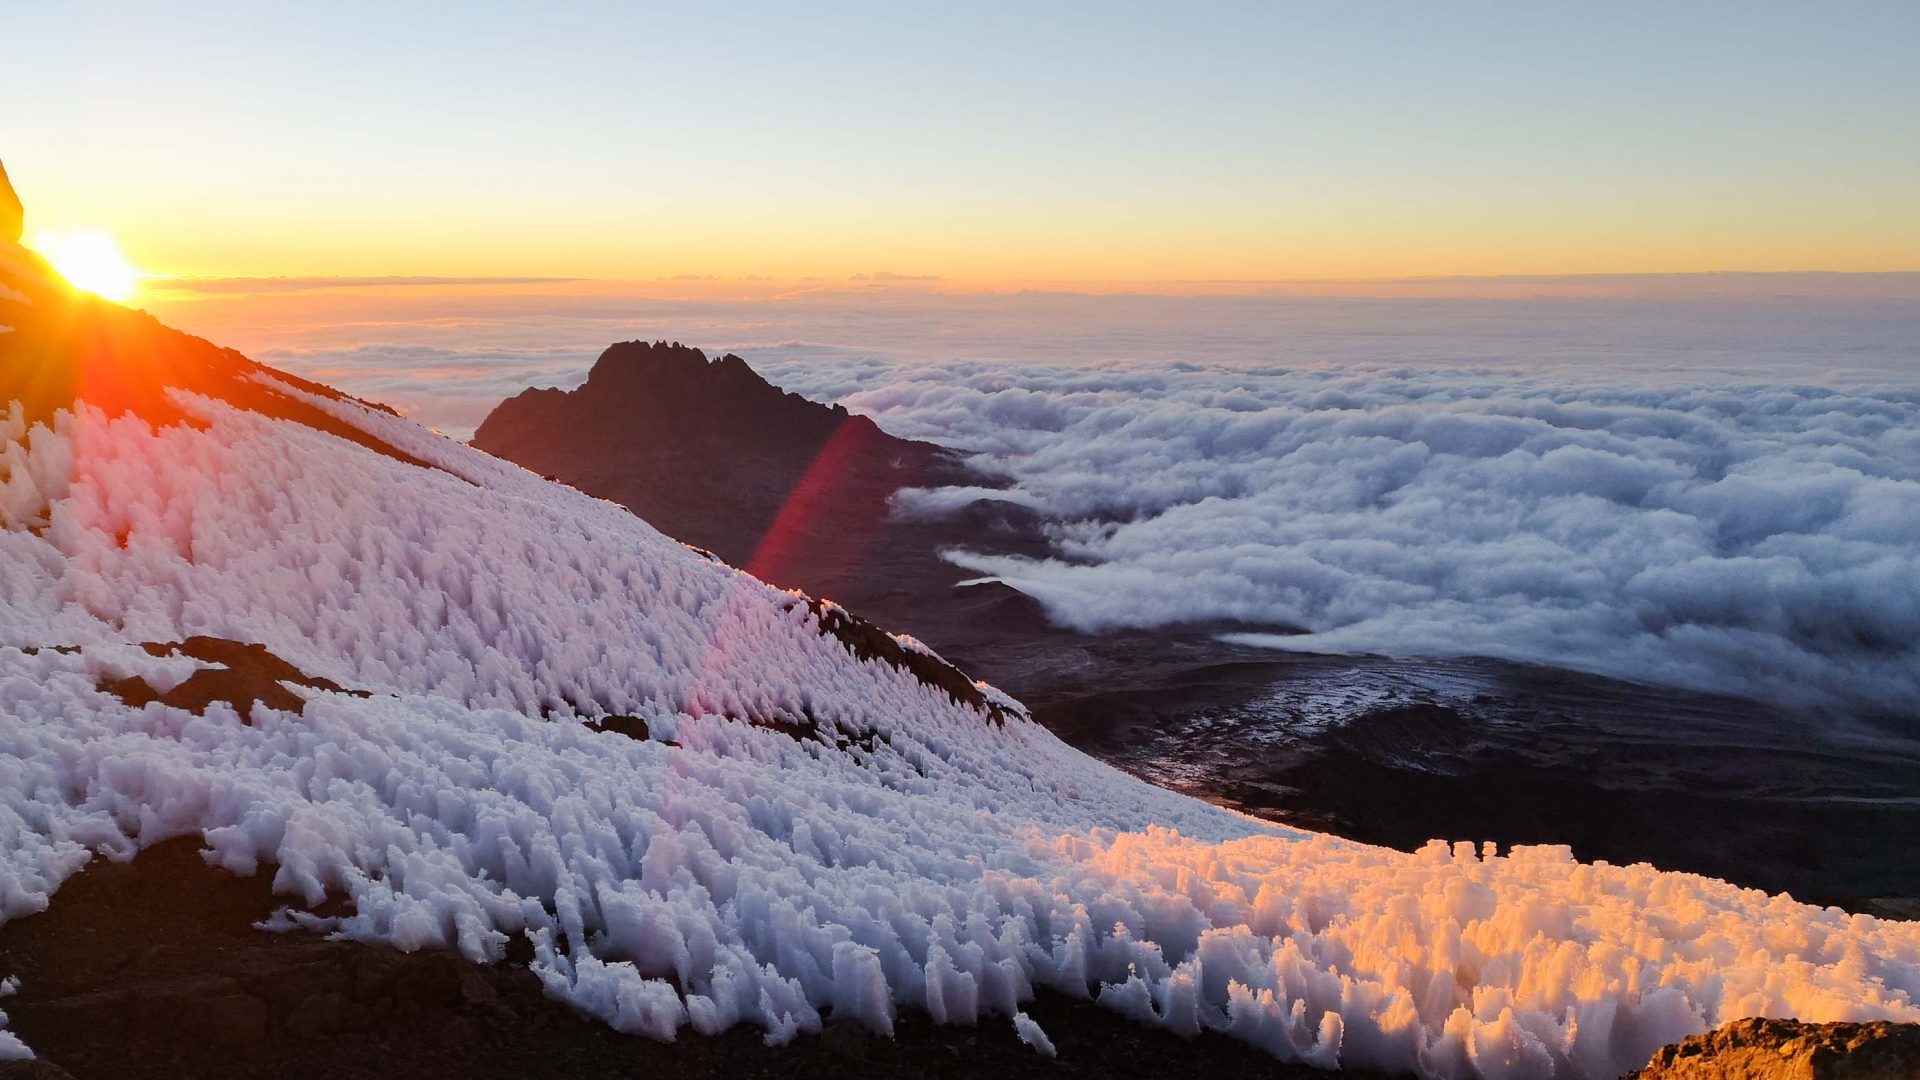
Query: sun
31,230,144,302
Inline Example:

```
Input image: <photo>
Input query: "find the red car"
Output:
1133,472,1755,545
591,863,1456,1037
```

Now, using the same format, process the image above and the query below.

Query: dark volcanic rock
1630,1017,1920,1079
472,341,973,585
799,595,1022,724
96,637,365,724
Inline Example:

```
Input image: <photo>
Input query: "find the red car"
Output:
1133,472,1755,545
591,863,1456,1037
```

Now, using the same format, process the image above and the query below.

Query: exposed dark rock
1630,1017,1920,1079
800,596,1021,724
583,713,659,743
0,1063,76,1080
97,638,364,724
472,341,973,580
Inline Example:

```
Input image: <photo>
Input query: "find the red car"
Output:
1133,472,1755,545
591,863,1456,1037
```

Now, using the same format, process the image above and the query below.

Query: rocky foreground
1629,1018,1920,1079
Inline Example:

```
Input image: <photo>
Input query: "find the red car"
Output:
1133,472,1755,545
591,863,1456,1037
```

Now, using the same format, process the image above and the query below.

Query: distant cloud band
156,275,582,294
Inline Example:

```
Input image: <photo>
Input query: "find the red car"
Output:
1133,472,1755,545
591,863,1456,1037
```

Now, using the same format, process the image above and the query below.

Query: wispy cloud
849,271,941,284
154,275,582,294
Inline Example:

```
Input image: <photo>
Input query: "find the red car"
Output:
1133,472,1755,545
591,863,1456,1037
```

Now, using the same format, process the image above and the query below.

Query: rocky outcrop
93,638,366,724
1630,1017,1920,1079
0,158,21,244
472,341,973,580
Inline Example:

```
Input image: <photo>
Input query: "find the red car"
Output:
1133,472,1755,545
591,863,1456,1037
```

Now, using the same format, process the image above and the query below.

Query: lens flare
32,230,143,301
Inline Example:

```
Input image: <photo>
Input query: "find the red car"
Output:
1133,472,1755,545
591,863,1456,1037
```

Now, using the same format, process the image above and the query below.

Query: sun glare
32,230,143,302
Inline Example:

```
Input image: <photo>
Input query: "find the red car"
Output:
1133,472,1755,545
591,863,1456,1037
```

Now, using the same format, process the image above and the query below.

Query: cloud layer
160,287,1920,712
752,357,1920,714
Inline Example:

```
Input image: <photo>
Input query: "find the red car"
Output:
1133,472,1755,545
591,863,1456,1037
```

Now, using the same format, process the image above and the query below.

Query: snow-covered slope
2,237,1917,1079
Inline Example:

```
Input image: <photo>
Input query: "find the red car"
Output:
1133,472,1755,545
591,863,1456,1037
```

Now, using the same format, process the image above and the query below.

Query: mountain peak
578,340,790,402
472,347,963,579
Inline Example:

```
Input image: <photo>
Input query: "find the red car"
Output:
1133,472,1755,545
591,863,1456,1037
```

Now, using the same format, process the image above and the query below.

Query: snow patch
0,975,26,1061
1011,1010,1056,1057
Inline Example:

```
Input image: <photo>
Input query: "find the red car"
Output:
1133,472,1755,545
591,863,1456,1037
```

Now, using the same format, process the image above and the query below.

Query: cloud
751,356,1920,714
849,271,941,284
254,343,598,434
155,275,580,294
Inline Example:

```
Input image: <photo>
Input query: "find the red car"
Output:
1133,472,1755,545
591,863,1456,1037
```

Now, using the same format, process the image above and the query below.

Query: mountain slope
2,228,1919,1079
468,340,1103,702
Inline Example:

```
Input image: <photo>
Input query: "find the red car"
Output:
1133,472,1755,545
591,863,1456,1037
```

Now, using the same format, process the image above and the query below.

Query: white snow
0,975,25,1061
0,377,1917,1078
1011,1010,1055,1057
889,633,942,660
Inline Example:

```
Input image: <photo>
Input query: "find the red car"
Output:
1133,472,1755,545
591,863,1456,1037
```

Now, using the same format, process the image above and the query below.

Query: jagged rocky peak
483,339,874,446
470,342,961,570
581,340,785,403
0,157,22,244
584,340,770,389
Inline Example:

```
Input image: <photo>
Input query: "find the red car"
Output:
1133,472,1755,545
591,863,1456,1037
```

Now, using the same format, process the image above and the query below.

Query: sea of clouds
160,287,1920,713
756,356,1920,715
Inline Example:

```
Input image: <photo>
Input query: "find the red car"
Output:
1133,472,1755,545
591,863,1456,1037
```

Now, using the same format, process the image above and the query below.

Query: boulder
1631,1017,1920,1079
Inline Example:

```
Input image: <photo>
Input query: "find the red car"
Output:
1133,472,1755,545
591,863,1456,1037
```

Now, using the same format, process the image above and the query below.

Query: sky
5,2,1919,288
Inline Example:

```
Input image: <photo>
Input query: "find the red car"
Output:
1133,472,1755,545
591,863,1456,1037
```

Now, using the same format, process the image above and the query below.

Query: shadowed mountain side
1040,654,1920,915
